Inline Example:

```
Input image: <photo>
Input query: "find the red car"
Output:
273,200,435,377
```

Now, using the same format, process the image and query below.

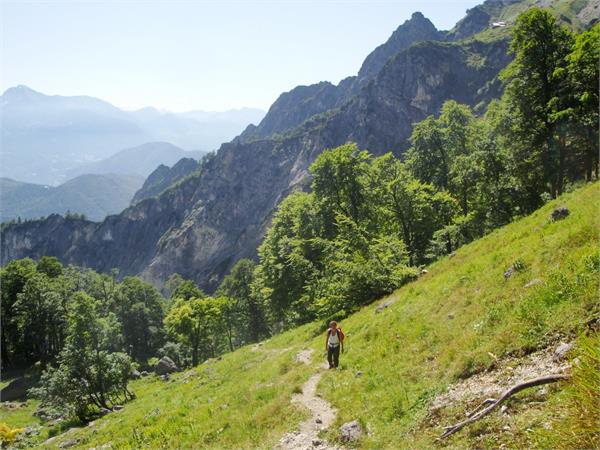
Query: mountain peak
357,11,442,81
2,84,44,101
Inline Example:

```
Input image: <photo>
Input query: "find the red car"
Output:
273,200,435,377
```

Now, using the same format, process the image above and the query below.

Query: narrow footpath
275,349,340,450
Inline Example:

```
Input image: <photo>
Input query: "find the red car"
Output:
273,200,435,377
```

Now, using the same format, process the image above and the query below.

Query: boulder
340,420,362,442
551,207,569,221
553,342,573,362
155,356,178,375
140,371,149,377
131,370,141,379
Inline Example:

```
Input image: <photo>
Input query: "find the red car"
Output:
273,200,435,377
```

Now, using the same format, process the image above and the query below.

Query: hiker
325,321,344,369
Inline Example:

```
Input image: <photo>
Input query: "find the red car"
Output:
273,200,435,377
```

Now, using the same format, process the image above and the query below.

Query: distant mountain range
0,173,144,222
0,86,264,185
66,142,204,179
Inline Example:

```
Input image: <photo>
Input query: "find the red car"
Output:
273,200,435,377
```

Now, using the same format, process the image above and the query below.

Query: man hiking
325,321,344,369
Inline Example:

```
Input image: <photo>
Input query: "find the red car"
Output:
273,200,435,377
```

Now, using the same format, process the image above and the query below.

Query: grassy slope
2,182,597,449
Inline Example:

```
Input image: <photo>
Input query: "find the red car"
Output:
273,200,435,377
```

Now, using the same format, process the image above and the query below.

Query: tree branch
439,374,570,440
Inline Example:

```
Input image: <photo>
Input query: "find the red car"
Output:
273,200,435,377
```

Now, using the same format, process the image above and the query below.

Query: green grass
3,182,598,449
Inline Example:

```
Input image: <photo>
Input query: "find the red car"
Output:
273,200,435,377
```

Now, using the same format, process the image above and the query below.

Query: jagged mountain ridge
3,0,594,290
131,157,201,204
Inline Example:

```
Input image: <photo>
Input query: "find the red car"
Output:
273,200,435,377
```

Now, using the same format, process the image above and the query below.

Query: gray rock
355,371,364,378
58,438,81,449
160,373,171,381
155,356,178,375
376,300,394,313
504,267,515,279
340,420,362,442
315,417,322,424
99,408,111,416
140,371,149,377
551,206,569,221
553,342,573,362
113,405,124,411
420,269,429,275
131,370,141,379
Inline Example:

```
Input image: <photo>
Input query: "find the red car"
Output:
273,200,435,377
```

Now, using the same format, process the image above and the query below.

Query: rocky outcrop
245,11,444,141
132,157,200,204
1,10,512,292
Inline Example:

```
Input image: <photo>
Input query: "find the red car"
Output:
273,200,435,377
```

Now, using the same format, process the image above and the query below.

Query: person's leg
327,346,334,368
333,345,340,368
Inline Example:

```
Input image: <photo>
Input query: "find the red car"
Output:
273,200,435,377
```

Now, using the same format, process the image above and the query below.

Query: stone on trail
553,342,573,362
340,420,362,442
155,356,178,375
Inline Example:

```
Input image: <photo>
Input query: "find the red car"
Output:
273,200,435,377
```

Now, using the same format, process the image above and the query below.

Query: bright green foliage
30,292,134,421
36,256,63,278
169,277,206,301
164,296,224,365
256,144,437,326
1,258,37,366
217,259,269,345
563,23,599,181
114,277,166,362
501,8,575,202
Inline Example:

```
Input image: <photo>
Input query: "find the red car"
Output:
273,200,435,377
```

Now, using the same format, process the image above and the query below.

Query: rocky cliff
131,157,201,204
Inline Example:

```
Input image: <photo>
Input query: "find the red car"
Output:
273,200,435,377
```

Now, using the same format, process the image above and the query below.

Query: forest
1,8,598,426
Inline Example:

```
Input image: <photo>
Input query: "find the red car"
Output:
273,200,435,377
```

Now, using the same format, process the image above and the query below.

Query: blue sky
1,1,481,112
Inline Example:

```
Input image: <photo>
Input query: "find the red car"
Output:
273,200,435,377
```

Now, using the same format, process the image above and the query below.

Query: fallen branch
439,374,570,440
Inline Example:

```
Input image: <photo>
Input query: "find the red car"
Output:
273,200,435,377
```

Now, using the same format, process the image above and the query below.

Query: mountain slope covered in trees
2,182,597,449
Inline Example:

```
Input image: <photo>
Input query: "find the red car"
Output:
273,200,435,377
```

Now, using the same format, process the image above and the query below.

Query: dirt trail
275,350,339,450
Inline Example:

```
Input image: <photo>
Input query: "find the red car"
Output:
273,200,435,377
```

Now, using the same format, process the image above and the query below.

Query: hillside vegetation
2,181,596,449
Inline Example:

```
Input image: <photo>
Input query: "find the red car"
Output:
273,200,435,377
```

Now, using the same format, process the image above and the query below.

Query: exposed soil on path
275,350,340,450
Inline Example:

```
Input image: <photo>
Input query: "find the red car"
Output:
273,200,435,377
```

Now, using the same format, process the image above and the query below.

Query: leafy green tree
373,155,457,263
164,296,223,365
13,273,64,362
501,8,573,201
37,256,63,278
114,277,166,362
310,143,374,233
31,292,133,420
0,258,37,365
255,191,323,326
564,24,599,181
170,277,206,301
217,259,269,345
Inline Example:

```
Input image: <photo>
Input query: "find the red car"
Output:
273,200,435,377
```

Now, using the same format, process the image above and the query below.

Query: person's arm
325,331,329,352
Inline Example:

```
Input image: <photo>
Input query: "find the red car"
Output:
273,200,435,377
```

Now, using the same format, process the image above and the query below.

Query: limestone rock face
1,12,511,292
